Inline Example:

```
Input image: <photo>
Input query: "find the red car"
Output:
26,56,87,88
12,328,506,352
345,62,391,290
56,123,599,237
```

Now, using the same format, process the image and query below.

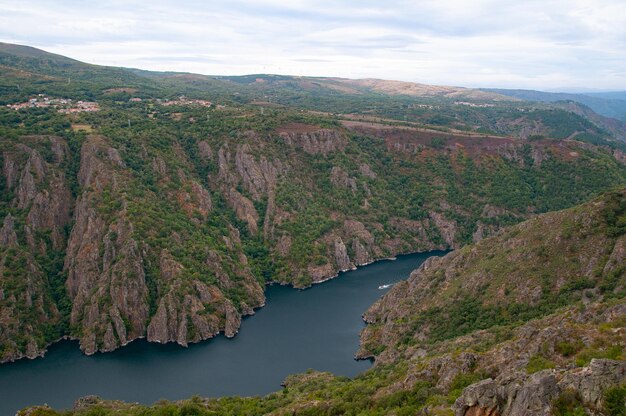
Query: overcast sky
1,0,625,91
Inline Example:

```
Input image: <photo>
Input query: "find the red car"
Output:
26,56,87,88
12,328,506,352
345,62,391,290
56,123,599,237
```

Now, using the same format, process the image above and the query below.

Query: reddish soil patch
343,120,516,157
276,122,322,134
342,120,586,161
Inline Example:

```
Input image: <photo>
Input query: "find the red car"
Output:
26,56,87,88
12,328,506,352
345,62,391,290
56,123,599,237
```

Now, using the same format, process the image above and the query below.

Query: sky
1,0,625,91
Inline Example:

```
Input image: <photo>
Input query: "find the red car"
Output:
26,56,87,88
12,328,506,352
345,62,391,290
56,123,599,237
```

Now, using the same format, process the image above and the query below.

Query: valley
0,251,444,415
0,42,624,416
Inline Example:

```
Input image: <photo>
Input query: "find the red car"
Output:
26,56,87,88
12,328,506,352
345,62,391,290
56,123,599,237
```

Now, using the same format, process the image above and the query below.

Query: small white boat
378,283,393,290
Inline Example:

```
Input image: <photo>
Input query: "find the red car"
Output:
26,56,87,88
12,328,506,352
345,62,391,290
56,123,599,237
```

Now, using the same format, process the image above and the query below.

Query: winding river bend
0,251,445,414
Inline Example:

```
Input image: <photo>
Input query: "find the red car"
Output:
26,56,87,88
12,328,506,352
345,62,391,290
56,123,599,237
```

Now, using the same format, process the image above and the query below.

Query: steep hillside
359,188,626,362
0,42,160,104
20,189,626,416
3,96,626,361
0,135,70,359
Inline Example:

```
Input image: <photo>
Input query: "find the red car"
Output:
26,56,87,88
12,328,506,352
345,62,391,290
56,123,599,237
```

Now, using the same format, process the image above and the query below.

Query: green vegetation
604,385,626,416
360,189,626,366
553,389,586,416
526,354,557,374
575,345,624,367
555,340,584,357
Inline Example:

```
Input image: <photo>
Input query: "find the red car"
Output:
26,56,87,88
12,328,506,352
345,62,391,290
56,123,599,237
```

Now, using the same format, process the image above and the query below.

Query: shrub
526,354,556,374
575,345,624,367
555,340,584,357
604,385,626,416
552,389,586,416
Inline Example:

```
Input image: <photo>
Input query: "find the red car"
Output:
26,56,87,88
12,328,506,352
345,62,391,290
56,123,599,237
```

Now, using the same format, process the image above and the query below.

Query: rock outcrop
360,189,626,362
278,128,346,155
330,166,357,194
0,136,70,362
0,214,17,246
333,238,353,271
61,135,267,355
455,360,626,416
64,136,149,354
146,250,263,346
216,143,285,236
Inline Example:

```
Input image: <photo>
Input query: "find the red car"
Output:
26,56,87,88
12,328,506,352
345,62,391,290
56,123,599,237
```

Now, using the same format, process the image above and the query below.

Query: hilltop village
6,94,216,114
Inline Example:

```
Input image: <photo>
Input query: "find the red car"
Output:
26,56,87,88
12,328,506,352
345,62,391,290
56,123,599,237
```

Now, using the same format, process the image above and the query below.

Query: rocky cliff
359,189,626,363
455,359,625,416
354,188,626,415
19,188,626,416
61,135,265,355
1,134,266,360
1,114,626,361
0,136,71,362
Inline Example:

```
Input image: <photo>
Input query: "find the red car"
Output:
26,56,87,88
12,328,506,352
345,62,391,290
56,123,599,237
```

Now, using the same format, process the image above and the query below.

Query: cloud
0,0,625,90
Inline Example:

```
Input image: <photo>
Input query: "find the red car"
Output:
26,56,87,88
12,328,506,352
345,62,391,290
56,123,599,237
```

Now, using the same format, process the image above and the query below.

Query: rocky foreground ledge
455,359,625,416
17,358,625,416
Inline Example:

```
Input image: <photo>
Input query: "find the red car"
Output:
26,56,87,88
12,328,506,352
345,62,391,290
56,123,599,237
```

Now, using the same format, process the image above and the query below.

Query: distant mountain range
484,88,626,122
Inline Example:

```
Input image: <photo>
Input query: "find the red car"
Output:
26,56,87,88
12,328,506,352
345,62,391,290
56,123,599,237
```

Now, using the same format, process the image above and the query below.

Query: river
0,251,446,414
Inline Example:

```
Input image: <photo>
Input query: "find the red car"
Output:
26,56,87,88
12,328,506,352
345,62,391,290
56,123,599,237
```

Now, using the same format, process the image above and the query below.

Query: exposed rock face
330,166,357,194
3,153,18,189
358,163,377,179
0,214,17,246
481,204,508,219
64,137,150,354
352,238,372,265
429,211,458,248
559,359,626,408
216,143,286,236
464,406,499,416
282,208,458,288
495,138,565,168
226,188,259,234
2,117,625,367
604,234,625,276
455,360,626,416
152,156,166,176
195,124,622,295
359,190,626,363
368,299,624,407
234,144,283,200
152,249,261,344
62,135,266,355
279,129,346,155
0,249,59,362
506,371,559,416
344,220,378,265
334,238,353,271
276,234,292,256
176,180,212,219
0,136,70,362
197,141,212,160
5,141,73,251
456,379,502,416
289,219,388,286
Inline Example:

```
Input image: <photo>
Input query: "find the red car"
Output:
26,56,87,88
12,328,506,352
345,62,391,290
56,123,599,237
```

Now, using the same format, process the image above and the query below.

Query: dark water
0,251,445,414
